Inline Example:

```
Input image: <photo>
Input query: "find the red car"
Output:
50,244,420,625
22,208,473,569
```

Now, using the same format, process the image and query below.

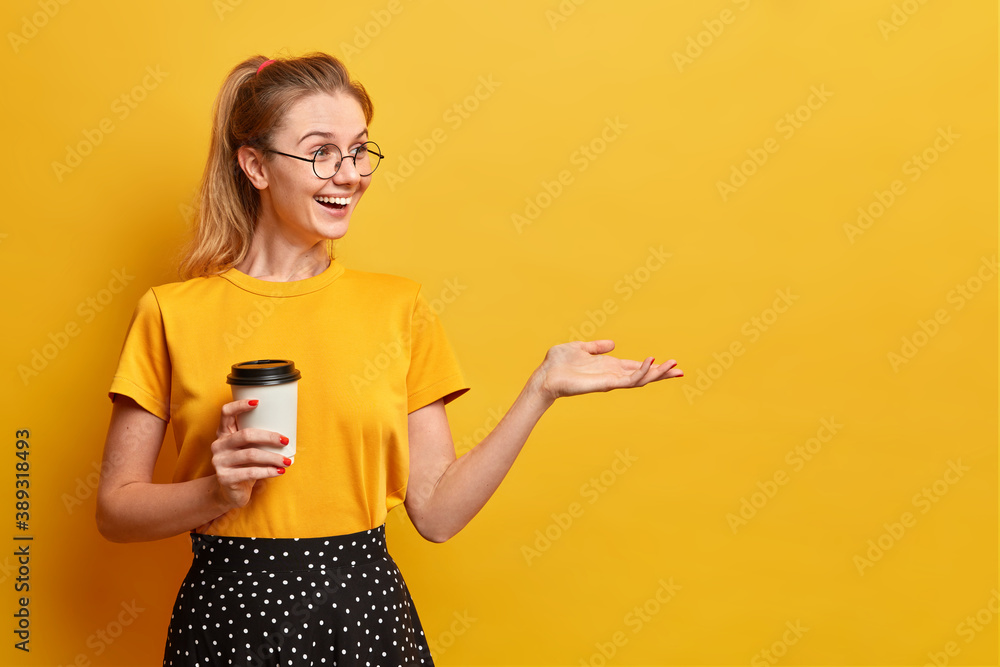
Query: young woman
96,52,683,665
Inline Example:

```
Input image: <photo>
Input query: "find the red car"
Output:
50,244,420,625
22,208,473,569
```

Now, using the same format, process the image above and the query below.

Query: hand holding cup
211,360,301,511
210,398,292,511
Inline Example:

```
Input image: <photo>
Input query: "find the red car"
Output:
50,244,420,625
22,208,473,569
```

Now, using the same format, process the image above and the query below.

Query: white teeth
315,196,351,205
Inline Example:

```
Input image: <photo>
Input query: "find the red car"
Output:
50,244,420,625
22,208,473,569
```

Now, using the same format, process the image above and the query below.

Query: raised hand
535,339,683,402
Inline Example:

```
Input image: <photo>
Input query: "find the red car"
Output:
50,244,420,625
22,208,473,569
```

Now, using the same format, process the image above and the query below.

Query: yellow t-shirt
107,258,470,538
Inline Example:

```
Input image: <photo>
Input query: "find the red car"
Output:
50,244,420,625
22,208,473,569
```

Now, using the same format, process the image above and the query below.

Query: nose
333,156,362,185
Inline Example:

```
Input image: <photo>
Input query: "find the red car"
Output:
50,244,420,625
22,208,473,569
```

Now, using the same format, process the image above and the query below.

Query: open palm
538,339,683,401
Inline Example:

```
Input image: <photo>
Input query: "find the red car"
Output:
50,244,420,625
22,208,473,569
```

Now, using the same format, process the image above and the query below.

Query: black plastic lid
226,359,301,386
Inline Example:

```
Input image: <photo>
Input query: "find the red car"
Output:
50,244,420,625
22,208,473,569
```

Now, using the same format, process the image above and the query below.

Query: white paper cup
226,360,301,464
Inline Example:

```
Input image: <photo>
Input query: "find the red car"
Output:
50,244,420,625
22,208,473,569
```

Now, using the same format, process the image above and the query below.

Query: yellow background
1,1,996,665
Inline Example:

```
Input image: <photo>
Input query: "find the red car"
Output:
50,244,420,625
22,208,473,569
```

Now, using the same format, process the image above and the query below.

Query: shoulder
146,274,228,304
116,276,226,323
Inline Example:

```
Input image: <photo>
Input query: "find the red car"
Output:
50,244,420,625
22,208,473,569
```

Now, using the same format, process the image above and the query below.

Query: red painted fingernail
283,457,292,466
280,436,289,445
248,399,259,406
276,467,285,474
651,358,655,364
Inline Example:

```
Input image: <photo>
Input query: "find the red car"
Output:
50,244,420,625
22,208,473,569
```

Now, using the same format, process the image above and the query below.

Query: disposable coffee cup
226,360,301,464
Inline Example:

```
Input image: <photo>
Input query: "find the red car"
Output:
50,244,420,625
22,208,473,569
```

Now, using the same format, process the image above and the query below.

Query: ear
237,145,269,190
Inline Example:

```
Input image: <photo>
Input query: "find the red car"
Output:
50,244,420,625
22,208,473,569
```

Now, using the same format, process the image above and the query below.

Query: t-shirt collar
220,258,345,296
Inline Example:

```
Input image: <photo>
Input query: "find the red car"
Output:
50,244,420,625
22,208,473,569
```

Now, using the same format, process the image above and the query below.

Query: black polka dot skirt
162,523,435,666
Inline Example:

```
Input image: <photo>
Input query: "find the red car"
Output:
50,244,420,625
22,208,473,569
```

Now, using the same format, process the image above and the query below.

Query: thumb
583,339,615,354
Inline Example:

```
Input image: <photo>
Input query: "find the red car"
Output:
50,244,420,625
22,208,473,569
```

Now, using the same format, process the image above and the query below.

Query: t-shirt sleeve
108,287,172,422
406,285,471,413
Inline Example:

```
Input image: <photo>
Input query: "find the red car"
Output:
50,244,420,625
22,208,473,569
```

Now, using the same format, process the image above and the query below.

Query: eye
314,144,335,160
352,145,369,158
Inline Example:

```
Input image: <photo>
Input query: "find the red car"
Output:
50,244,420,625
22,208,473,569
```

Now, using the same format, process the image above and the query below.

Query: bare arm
403,340,682,543
404,371,552,543
95,394,290,543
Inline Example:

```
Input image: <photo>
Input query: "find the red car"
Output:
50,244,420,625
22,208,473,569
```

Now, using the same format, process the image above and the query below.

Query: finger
628,357,654,383
660,367,684,379
635,357,680,386
231,445,290,469
233,427,289,450
215,443,290,472
212,426,288,457
617,357,650,371
219,463,286,487
620,359,683,388
219,399,259,432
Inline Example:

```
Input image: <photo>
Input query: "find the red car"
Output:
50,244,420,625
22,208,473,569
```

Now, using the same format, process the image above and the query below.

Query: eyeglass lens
314,142,381,178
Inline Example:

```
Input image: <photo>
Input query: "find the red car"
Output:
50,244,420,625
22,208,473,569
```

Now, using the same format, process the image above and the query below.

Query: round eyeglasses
264,141,384,178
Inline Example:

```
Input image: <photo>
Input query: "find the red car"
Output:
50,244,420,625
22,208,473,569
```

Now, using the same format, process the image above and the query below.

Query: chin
316,217,351,240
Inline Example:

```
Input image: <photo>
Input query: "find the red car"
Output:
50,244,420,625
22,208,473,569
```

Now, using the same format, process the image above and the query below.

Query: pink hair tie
256,59,275,74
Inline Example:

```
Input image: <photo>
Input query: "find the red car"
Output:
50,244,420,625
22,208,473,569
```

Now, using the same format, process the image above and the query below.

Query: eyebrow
298,129,368,145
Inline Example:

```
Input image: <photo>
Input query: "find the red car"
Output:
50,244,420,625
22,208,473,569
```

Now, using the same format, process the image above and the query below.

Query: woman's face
249,91,372,245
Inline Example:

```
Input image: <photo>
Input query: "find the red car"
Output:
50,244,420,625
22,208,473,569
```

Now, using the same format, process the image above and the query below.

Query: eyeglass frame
261,140,384,178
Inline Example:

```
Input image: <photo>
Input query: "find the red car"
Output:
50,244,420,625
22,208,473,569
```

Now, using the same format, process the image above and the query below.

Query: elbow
420,530,455,544
95,508,119,543
404,495,459,543
411,516,454,544
95,499,128,544
97,522,133,544
423,528,453,544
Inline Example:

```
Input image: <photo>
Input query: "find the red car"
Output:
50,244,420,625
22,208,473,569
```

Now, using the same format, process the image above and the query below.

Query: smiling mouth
315,195,351,210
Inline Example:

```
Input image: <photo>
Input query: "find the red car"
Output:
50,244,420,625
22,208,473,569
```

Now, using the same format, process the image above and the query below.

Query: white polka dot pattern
161,524,433,665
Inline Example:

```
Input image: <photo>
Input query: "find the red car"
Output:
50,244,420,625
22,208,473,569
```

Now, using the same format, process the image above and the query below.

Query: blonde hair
177,52,375,280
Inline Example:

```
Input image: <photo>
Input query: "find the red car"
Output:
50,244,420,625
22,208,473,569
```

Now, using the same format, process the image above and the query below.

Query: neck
235,219,331,282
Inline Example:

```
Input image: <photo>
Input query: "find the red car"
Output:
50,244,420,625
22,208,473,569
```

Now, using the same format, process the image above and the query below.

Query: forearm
97,475,232,543
422,369,555,541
